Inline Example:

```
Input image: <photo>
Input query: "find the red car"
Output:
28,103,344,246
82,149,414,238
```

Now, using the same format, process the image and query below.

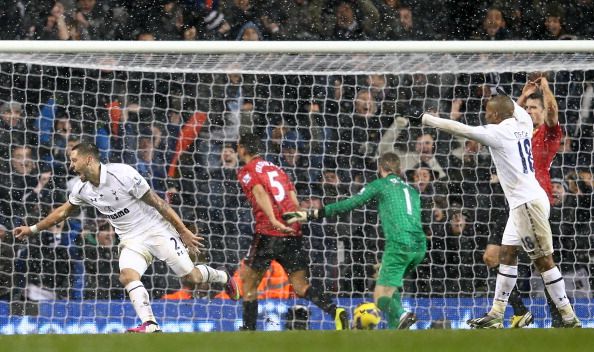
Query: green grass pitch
2,329,592,352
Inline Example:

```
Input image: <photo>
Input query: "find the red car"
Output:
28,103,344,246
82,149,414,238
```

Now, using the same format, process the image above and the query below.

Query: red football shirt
532,123,563,204
238,157,301,237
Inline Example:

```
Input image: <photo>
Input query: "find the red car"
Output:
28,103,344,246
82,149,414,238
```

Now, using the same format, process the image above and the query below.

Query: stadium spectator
472,7,513,40
541,4,576,40
380,4,434,40
0,102,35,171
74,0,107,40
272,0,325,40
0,224,15,300
328,1,378,40
82,220,124,299
430,209,488,295
400,132,447,180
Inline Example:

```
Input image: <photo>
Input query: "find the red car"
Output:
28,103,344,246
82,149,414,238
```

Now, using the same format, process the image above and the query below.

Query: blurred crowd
0,0,592,41
0,59,592,302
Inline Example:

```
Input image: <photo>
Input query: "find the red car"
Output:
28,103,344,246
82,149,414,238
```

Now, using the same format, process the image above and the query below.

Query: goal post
0,41,592,333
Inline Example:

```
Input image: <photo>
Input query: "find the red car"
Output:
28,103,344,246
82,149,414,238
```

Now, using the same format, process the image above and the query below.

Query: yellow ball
352,302,381,330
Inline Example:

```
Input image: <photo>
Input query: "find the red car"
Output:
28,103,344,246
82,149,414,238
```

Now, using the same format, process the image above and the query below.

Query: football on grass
352,302,381,330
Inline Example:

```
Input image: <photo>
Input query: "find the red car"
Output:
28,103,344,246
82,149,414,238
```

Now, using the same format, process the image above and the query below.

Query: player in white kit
14,143,240,333
420,94,581,328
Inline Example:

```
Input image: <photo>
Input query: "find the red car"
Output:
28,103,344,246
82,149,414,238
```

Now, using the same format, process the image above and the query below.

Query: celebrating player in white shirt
14,142,240,333
420,94,580,328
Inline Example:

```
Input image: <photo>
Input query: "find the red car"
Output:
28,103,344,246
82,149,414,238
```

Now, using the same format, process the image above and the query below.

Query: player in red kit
482,76,564,328
236,133,348,331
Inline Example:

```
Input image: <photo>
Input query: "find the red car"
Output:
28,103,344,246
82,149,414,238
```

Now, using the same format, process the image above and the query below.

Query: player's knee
119,269,139,286
483,252,499,268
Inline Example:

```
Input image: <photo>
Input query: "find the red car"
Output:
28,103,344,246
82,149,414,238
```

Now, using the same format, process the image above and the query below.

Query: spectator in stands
0,102,33,171
236,21,263,40
400,132,447,180
0,145,58,229
380,4,434,40
224,0,264,40
329,1,375,40
149,0,184,40
430,209,488,295
83,220,124,299
271,0,324,40
19,212,72,300
472,7,512,40
337,90,382,181
541,4,576,40
32,1,71,40
0,224,15,300
136,134,167,196
74,0,107,40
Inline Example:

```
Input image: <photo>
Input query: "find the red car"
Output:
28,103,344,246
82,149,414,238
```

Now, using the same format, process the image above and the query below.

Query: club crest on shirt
242,173,251,185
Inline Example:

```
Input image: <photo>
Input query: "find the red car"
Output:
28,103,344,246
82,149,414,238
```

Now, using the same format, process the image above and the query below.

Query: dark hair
238,133,262,156
379,152,401,174
526,92,545,108
72,142,100,160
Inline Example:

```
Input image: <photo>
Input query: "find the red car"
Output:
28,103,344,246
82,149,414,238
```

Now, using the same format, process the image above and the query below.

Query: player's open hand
179,228,205,253
13,226,33,240
271,219,295,234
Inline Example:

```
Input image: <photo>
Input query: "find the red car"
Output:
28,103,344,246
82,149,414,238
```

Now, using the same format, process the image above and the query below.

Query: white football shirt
422,103,547,209
68,163,171,240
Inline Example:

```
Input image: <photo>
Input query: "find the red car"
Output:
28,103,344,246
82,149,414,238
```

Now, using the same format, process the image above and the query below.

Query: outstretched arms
421,113,500,148
14,201,78,240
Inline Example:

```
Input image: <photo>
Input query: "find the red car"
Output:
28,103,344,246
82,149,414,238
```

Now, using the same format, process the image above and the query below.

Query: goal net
0,42,592,333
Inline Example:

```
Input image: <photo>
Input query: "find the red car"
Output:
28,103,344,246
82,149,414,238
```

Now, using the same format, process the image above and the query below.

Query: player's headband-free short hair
71,142,100,160
238,133,262,156
379,152,401,174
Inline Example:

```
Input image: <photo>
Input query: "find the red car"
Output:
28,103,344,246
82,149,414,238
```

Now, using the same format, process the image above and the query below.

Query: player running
236,133,348,331
14,142,239,333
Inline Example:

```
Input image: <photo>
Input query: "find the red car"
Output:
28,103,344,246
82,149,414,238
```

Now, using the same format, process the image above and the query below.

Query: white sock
489,264,517,317
125,280,156,324
541,267,574,320
196,264,228,284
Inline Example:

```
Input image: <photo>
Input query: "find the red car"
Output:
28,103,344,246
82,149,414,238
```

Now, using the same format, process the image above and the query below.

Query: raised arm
538,77,559,127
421,113,500,147
14,201,78,240
140,189,203,251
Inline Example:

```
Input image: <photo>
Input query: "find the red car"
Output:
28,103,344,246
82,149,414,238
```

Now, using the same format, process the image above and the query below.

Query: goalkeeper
284,152,426,329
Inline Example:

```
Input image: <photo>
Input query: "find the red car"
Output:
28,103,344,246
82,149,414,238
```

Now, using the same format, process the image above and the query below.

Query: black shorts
244,234,309,274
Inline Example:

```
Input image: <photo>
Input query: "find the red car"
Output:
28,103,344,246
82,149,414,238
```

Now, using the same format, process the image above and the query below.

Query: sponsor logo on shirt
107,208,130,220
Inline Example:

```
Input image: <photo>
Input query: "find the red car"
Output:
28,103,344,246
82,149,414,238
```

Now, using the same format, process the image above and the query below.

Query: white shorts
501,198,553,260
118,225,195,277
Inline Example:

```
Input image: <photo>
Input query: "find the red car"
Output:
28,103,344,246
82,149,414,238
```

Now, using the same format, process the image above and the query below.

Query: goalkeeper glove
282,208,325,224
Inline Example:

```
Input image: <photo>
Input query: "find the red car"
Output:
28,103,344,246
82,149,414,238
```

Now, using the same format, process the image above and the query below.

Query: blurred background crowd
0,0,593,305
0,0,592,41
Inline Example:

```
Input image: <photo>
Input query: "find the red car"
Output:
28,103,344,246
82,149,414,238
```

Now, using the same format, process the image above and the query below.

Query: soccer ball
352,302,381,330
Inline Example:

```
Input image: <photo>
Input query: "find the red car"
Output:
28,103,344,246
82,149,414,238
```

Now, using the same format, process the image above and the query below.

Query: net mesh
0,52,592,332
